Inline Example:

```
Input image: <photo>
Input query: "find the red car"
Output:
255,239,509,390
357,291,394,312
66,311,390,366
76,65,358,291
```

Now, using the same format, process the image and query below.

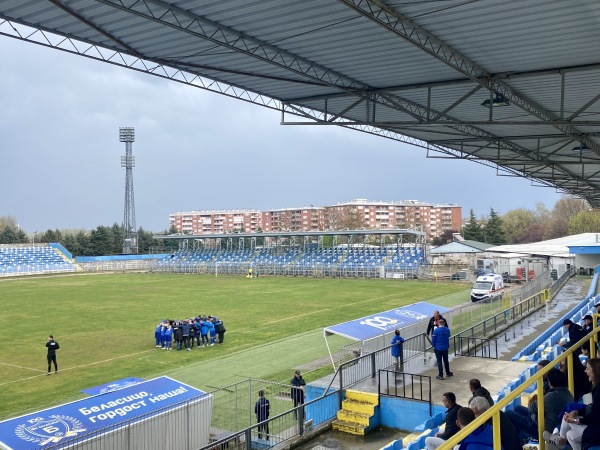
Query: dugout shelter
324,301,451,370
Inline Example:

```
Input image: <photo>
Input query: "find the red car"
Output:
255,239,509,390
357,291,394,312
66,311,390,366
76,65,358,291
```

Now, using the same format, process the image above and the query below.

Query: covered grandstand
153,228,428,278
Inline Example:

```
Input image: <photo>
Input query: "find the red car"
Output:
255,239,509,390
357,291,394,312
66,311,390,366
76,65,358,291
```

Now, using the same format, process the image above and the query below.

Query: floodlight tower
119,127,138,254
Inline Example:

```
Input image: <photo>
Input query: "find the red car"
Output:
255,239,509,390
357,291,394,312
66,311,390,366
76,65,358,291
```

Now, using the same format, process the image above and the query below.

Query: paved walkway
369,277,585,406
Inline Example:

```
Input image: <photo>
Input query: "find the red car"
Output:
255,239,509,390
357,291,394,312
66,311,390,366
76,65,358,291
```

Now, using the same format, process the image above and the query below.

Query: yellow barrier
439,324,600,450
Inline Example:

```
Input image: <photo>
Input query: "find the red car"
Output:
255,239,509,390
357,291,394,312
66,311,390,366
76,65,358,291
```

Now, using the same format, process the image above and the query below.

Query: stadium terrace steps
332,390,379,435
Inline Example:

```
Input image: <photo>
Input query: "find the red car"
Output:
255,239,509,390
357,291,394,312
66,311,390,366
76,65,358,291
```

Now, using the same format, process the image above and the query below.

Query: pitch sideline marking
0,349,156,386
234,292,402,333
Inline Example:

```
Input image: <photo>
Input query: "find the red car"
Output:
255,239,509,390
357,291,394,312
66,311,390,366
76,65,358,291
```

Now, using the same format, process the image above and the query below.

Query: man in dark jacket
558,319,585,356
254,389,270,440
425,392,461,450
426,310,447,337
469,379,494,407
214,318,226,345
46,335,60,375
291,370,306,419
470,395,521,450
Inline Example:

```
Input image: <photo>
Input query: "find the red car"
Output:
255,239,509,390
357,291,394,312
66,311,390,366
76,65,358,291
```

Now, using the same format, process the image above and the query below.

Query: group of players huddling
154,315,226,351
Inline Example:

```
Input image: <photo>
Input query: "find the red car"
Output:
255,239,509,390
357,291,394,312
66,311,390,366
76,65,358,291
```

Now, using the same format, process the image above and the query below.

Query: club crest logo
15,416,86,446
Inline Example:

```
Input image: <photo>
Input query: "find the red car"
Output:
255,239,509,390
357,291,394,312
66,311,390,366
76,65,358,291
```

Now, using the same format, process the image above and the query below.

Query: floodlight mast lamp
119,127,138,254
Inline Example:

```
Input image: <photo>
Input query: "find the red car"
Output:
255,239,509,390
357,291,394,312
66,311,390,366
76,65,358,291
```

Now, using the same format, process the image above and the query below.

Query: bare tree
546,195,590,239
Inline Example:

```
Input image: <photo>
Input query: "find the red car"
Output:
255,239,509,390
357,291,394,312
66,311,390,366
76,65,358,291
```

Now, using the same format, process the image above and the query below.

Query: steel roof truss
340,0,600,155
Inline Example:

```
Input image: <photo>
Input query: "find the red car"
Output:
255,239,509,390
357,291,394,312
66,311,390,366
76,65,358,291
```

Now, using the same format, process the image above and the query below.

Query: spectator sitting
470,396,521,450
469,379,494,408
506,368,573,443
559,354,592,401
456,407,496,450
425,392,461,450
545,358,600,450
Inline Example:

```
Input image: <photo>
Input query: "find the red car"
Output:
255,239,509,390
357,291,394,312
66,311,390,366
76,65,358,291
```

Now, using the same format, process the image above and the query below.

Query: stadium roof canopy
155,228,425,241
3,1,600,205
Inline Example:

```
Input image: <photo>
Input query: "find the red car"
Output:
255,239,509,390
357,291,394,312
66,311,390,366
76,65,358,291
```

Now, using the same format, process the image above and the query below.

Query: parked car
474,268,493,277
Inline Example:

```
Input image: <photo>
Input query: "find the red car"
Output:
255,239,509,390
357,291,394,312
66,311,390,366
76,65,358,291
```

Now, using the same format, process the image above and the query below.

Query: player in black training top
46,335,60,375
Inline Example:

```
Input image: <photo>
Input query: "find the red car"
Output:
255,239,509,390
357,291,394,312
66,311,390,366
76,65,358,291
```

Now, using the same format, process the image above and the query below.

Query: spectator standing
427,310,447,337
254,389,270,440
425,392,461,450
469,379,494,408
470,396,521,450
432,318,453,380
291,370,306,418
46,335,60,375
391,329,405,371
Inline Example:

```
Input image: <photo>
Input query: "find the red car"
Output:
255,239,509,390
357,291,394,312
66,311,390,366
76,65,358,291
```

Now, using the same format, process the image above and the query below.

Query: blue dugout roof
324,301,450,341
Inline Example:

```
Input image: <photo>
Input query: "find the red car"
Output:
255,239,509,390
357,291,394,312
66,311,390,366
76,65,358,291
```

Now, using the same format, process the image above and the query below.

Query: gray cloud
0,38,561,233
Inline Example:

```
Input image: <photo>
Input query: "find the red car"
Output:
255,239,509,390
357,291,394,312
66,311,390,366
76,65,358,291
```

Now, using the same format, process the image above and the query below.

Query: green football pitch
0,273,469,420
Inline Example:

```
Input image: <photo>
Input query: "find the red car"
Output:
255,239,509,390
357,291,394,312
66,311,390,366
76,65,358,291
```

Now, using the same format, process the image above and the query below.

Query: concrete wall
379,397,444,431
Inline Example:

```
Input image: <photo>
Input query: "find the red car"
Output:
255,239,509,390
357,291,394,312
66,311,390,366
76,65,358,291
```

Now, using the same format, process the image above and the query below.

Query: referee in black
46,335,60,375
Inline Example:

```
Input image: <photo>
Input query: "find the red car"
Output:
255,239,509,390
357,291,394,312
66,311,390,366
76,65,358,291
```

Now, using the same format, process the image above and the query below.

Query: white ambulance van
470,273,504,302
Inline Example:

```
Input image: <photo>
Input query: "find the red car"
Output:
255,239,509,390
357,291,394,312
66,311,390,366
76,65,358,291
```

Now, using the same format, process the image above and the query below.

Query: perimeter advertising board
0,376,212,450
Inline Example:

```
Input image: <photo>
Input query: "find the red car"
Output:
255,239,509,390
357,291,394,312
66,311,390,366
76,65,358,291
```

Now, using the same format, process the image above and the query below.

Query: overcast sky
0,37,563,234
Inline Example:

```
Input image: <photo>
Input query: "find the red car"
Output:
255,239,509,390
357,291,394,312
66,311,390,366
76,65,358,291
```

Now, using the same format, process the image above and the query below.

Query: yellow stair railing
439,321,599,450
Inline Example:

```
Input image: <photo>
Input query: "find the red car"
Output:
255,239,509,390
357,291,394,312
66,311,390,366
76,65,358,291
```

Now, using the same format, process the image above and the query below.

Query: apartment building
169,199,461,240
326,199,462,240
169,210,261,235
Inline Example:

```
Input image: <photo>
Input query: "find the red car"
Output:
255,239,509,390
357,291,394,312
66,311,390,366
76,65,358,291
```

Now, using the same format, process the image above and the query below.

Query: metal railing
324,333,431,403
454,336,498,359
200,389,341,450
378,369,433,415
439,325,600,450
451,289,550,350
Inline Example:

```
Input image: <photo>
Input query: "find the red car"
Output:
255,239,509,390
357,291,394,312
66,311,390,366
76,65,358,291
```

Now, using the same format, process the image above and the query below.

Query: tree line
0,216,177,256
0,195,599,254
433,195,592,246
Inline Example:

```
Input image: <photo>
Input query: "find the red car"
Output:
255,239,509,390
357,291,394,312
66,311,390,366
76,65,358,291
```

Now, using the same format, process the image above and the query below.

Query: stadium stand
384,269,596,450
153,246,428,278
0,244,76,277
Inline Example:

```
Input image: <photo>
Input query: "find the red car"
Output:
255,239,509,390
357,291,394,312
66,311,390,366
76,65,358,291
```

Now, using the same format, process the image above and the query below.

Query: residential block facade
169,199,461,240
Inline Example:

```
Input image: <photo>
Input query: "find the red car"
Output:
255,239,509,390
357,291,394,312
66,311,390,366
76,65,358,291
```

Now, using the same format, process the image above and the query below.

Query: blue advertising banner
324,301,450,341
0,376,207,450
81,377,144,395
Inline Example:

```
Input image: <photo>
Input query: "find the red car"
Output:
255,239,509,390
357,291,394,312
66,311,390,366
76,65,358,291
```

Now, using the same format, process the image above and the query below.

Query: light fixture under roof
572,143,590,153
481,93,510,108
